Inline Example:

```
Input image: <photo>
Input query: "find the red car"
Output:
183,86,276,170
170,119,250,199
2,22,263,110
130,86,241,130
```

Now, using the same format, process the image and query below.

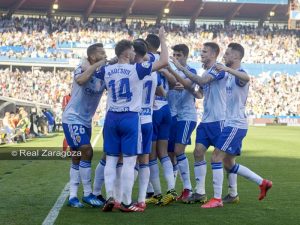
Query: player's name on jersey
140,107,151,115
109,107,130,112
107,68,131,77
155,96,167,101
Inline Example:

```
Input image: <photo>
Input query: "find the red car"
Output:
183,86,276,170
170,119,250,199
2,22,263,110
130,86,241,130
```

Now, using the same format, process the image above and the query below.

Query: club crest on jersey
142,62,151,68
76,135,81,143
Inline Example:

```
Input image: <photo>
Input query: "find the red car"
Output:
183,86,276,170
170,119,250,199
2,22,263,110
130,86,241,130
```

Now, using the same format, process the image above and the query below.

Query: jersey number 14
108,78,133,102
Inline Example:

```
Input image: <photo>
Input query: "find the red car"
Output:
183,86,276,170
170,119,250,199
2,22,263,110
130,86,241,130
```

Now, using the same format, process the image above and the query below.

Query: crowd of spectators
0,68,299,118
0,16,299,64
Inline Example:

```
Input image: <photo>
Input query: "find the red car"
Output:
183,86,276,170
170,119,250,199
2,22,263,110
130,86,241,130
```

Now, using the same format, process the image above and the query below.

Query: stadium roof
0,0,289,23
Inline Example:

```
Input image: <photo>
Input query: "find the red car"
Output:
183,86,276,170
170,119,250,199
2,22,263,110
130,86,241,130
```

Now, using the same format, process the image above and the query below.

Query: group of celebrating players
62,27,272,213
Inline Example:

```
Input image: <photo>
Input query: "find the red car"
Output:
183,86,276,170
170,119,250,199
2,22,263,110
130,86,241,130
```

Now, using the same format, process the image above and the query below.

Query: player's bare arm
152,27,168,72
215,63,250,83
170,56,213,86
159,68,177,88
155,85,166,97
75,59,106,85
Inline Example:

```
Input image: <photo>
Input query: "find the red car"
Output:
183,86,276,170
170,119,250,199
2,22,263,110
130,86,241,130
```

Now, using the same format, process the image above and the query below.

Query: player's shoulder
74,65,83,76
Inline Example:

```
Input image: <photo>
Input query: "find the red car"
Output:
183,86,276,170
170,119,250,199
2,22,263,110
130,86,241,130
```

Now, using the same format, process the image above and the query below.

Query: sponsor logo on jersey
142,62,151,69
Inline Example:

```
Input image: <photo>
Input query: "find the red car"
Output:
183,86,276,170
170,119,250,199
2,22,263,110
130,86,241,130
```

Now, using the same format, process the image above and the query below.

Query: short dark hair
203,42,220,57
87,43,103,57
133,40,147,57
115,40,133,57
228,43,244,59
135,38,148,50
172,44,189,57
145,34,160,50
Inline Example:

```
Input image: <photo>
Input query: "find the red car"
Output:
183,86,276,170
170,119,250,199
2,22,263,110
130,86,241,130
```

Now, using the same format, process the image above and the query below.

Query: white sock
194,160,206,195
114,163,123,203
227,172,238,196
104,156,119,198
149,158,161,195
176,154,192,190
160,156,175,190
138,164,150,203
93,159,105,196
173,163,182,184
79,160,92,197
147,182,154,193
69,163,80,200
211,162,223,199
232,164,263,185
121,156,137,205
134,164,139,182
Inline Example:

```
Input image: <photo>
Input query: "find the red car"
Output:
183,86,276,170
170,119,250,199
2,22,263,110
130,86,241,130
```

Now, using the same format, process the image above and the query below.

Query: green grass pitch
0,126,300,225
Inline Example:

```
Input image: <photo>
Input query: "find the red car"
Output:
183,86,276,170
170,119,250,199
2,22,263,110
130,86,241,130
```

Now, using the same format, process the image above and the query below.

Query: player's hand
159,68,168,74
96,58,107,67
174,82,184,90
215,63,228,72
158,26,165,40
170,56,184,71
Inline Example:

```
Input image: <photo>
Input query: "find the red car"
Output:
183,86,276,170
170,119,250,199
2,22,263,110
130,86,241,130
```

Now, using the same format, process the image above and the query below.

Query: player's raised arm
151,27,168,72
167,59,194,89
75,59,106,85
215,63,250,83
171,56,213,86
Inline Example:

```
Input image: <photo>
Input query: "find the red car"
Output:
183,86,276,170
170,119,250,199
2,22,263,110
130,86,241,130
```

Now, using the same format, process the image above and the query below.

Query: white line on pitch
42,130,102,225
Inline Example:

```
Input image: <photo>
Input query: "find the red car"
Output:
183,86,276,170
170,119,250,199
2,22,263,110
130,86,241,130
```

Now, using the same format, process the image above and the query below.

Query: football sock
194,160,207,195
227,172,238,197
212,162,223,199
160,156,175,190
177,153,192,190
93,159,106,196
114,162,123,202
149,158,162,195
121,156,137,205
231,163,263,185
104,156,119,198
69,163,80,200
138,164,150,203
79,160,92,197
134,164,139,182
146,182,154,194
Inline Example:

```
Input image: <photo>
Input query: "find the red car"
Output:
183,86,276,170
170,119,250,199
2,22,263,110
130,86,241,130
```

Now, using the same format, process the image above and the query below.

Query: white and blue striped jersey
140,73,162,124
176,66,198,122
148,52,169,110
224,68,249,129
167,89,180,117
62,65,106,128
95,62,153,113
201,66,227,123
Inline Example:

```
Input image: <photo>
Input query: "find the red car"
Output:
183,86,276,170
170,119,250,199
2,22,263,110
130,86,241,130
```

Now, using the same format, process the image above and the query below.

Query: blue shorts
103,111,140,156
196,121,224,149
174,120,197,146
152,105,172,141
215,126,247,156
168,116,177,152
140,122,153,155
62,123,92,150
